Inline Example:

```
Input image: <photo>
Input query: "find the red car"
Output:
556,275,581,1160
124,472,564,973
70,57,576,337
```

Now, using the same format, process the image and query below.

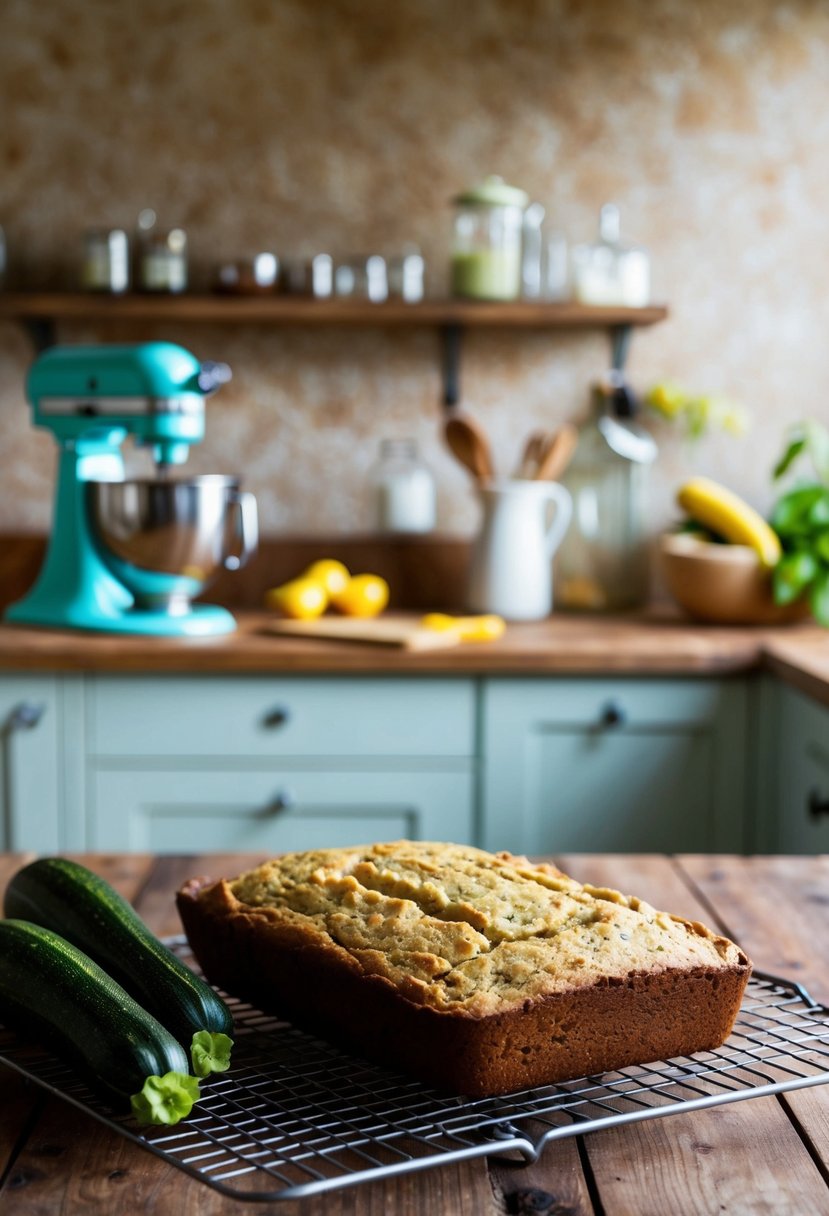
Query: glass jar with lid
451,176,528,301
369,439,436,534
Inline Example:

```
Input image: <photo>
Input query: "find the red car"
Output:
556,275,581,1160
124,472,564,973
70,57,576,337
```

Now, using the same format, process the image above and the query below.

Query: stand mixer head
5,342,258,636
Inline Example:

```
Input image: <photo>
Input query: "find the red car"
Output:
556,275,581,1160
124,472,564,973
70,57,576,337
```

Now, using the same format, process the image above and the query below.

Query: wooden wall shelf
0,293,667,328
0,293,669,406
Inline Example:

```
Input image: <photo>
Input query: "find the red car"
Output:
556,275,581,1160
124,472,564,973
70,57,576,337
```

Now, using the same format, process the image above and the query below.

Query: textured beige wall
1,0,828,535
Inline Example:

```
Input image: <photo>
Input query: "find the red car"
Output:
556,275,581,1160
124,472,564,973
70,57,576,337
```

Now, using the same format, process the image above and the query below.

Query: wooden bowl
659,533,809,625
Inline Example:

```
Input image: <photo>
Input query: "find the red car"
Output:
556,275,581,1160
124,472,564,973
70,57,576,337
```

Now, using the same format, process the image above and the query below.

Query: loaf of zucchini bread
176,841,751,1096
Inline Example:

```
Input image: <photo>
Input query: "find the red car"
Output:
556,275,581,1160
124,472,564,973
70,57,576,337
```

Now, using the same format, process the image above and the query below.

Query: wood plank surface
0,854,827,1215
680,854,829,1193
0,612,779,675
553,855,829,1216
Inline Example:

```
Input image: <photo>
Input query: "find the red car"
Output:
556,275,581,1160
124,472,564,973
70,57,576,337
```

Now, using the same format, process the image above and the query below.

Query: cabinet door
0,676,61,851
481,678,747,855
772,684,829,853
89,767,474,853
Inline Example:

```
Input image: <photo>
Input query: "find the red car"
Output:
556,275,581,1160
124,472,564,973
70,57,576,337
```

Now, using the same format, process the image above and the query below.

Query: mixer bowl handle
224,490,258,571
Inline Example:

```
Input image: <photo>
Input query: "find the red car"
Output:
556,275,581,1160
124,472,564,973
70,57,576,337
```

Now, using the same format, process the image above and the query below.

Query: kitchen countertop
1,610,829,698
0,851,827,1216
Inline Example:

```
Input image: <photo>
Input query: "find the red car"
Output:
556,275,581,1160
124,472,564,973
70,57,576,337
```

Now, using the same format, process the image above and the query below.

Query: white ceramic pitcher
467,479,573,620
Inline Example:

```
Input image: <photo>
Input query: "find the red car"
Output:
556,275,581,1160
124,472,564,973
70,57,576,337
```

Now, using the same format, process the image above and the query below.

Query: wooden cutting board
264,615,463,651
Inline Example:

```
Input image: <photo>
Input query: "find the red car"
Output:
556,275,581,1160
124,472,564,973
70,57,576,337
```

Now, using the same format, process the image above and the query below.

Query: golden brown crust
176,843,752,1097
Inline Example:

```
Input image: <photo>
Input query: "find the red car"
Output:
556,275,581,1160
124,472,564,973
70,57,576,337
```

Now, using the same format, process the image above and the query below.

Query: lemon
303,559,350,597
265,576,328,620
331,574,389,618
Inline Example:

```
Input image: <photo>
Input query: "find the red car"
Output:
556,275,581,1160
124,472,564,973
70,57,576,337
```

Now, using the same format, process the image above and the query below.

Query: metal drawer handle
262,706,291,729
808,789,829,819
6,702,46,733
599,701,627,730
263,789,296,815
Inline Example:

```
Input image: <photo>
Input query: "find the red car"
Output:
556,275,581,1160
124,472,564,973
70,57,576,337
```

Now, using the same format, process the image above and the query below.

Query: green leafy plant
771,421,829,625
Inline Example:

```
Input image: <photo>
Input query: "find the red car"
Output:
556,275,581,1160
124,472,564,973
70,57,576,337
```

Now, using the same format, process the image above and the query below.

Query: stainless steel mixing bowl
87,475,258,614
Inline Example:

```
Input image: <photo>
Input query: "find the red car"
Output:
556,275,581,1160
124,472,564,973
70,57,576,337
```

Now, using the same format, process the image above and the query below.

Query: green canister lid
452,175,529,209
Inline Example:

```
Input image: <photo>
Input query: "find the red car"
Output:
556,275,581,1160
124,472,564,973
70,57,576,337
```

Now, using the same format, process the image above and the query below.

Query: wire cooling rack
1,941,828,1203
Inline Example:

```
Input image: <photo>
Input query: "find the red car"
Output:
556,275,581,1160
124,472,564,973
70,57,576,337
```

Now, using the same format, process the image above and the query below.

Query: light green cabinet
0,675,62,851
7,668,812,857
481,678,749,854
84,676,476,853
762,682,829,853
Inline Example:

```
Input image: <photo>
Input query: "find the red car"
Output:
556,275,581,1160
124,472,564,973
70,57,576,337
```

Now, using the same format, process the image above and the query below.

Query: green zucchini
4,857,233,1076
0,919,199,1125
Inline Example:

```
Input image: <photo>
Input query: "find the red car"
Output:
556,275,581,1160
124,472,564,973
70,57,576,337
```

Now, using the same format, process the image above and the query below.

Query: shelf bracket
441,323,463,410
610,323,633,372
22,317,57,352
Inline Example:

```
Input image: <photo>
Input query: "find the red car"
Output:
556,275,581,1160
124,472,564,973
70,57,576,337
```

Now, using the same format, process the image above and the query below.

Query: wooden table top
0,851,827,1216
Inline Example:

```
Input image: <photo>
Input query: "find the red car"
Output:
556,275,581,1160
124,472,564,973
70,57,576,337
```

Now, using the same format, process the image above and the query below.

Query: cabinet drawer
90,677,475,758
484,678,730,730
89,766,474,852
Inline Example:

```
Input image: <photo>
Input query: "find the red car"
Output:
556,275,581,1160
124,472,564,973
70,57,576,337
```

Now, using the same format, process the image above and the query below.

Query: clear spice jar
80,229,130,293
369,439,436,534
450,176,528,301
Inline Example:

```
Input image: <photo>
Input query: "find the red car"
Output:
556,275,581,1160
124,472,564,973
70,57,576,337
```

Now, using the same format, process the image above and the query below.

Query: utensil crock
467,479,572,620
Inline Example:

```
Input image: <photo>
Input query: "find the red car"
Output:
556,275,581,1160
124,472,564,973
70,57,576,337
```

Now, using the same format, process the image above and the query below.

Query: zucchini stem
191,1030,234,1078
130,1071,201,1126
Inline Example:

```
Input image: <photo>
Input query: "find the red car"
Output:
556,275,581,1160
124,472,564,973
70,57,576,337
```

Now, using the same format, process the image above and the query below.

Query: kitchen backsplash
1,0,828,536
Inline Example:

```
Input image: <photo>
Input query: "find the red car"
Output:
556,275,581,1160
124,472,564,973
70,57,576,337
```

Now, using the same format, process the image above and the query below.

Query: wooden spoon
515,429,549,479
533,424,579,482
444,413,495,484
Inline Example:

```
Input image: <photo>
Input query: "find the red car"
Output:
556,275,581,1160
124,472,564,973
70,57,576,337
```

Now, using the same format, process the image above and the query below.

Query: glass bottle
571,204,650,307
369,439,436,534
451,176,528,301
555,372,657,611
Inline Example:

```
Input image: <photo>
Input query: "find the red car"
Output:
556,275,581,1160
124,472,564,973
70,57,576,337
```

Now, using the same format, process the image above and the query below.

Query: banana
676,477,782,568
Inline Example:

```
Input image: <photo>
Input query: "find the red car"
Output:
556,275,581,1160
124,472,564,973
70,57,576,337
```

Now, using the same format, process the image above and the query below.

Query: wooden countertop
2,610,829,693
0,851,827,1216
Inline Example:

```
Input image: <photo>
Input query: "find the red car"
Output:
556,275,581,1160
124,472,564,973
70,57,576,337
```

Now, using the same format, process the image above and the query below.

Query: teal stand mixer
5,342,258,636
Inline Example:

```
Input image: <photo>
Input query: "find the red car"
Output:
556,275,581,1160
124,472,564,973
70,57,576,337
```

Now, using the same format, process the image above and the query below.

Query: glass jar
451,176,528,301
387,250,425,302
135,210,188,293
369,439,436,534
555,373,657,612
80,229,130,293
571,204,650,307
334,255,388,302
